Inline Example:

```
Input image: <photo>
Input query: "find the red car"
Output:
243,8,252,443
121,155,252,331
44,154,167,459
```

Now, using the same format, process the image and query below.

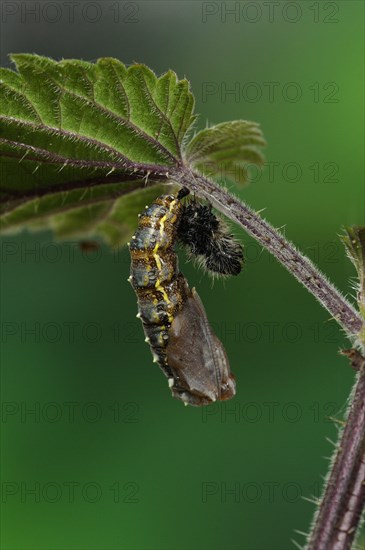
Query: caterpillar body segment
128,188,236,406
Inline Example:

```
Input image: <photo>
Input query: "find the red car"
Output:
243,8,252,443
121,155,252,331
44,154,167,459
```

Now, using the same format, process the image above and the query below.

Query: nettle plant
0,55,364,549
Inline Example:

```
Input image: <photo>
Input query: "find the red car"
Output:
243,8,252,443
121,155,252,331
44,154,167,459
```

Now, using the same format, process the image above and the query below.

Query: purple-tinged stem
171,167,363,337
306,362,365,549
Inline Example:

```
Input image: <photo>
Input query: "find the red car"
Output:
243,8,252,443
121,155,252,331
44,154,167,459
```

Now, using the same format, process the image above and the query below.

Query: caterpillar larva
177,199,244,276
128,188,236,406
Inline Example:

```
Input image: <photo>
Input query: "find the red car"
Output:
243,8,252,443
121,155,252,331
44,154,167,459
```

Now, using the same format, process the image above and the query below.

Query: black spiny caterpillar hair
177,190,244,276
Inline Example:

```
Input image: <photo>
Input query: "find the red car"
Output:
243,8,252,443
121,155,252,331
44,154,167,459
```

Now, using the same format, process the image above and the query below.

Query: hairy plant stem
171,166,365,548
171,166,363,337
306,363,365,549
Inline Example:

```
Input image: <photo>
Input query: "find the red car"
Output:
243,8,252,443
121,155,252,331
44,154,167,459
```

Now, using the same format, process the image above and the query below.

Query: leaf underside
185,120,266,185
0,54,195,244
0,54,265,245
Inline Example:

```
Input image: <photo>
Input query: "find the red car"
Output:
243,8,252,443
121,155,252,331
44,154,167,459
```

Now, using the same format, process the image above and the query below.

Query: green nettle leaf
0,54,265,244
185,120,266,185
341,226,365,321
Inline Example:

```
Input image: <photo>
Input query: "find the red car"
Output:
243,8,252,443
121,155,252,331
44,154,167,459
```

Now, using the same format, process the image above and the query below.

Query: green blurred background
1,1,364,549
